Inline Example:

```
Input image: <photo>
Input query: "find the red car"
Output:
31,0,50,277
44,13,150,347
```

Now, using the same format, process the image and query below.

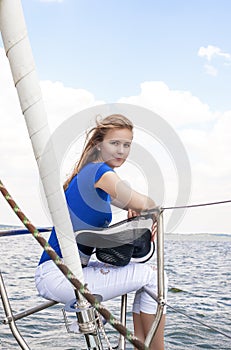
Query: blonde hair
63,114,133,190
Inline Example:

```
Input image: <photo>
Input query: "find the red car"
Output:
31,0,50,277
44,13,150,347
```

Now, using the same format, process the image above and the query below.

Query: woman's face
99,128,133,168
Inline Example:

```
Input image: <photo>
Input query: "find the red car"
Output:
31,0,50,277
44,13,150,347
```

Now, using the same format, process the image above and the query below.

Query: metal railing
0,209,165,350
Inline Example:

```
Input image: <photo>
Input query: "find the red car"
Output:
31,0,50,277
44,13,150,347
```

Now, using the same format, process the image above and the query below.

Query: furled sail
0,0,84,282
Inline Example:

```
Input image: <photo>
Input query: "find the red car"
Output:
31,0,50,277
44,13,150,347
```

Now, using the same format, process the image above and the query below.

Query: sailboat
0,1,165,349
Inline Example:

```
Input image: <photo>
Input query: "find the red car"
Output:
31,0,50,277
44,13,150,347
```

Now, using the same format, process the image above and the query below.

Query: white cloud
119,81,215,127
180,111,231,180
198,45,231,62
41,80,104,131
204,64,218,77
118,82,231,232
198,45,231,76
175,114,231,233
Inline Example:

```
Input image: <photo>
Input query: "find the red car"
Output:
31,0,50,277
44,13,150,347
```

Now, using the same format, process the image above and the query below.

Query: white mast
0,0,84,282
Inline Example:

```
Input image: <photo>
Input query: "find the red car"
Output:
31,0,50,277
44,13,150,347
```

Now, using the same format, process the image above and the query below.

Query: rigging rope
0,180,148,350
162,199,231,210
166,302,231,340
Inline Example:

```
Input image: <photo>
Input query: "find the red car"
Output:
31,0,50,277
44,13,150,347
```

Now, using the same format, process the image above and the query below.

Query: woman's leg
132,266,167,350
35,260,167,350
35,260,158,304
88,262,167,349
83,261,160,302
133,312,145,343
133,313,165,350
35,260,76,303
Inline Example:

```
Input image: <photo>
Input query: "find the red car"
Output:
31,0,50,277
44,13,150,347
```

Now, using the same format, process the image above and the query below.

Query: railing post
144,209,166,347
117,294,127,350
0,272,30,350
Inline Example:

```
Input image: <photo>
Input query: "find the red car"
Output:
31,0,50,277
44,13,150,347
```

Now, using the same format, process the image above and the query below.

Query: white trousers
35,260,167,314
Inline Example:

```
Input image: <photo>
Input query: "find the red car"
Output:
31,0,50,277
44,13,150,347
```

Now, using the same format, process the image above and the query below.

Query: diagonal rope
162,199,231,210
0,180,148,350
166,302,231,340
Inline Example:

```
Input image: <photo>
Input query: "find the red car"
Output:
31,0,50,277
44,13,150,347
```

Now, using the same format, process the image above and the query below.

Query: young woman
35,114,167,350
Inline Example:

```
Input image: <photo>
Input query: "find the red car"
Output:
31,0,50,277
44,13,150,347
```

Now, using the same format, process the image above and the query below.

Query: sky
0,0,231,234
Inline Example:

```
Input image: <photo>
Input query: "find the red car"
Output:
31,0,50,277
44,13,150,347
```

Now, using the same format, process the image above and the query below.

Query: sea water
0,231,230,349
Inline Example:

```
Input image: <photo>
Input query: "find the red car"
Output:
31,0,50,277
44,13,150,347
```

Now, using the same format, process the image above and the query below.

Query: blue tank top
39,162,114,265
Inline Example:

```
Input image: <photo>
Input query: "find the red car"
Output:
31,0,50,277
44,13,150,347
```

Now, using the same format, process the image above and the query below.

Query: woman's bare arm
95,171,156,211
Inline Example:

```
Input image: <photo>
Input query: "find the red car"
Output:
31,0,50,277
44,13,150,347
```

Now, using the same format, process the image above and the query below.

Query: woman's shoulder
82,162,114,181
95,162,114,174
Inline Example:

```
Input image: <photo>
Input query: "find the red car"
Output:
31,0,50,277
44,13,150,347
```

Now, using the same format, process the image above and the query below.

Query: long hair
63,114,133,190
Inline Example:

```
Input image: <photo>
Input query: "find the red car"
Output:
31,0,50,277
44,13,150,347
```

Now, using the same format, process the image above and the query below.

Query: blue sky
21,0,231,110
0,0,231,233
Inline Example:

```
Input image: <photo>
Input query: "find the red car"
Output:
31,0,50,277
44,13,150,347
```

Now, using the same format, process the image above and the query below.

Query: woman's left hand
128,208,157,242
127,208,140,219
